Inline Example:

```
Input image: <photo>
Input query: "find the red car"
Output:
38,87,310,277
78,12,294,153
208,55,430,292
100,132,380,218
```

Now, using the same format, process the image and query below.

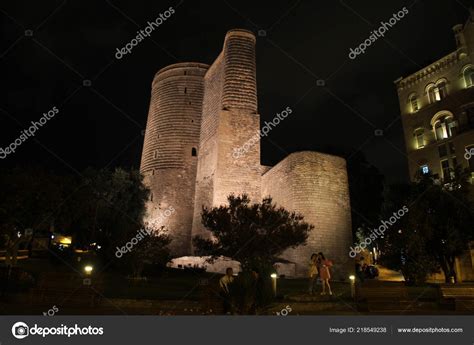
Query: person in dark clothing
219,267,234,314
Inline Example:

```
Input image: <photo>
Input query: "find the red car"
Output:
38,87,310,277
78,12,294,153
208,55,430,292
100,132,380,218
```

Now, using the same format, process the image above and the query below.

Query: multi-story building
395,12,474,282
395,11,474,182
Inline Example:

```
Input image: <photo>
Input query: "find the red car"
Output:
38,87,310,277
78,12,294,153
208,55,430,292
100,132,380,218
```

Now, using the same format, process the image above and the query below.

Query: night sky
1,0,472,183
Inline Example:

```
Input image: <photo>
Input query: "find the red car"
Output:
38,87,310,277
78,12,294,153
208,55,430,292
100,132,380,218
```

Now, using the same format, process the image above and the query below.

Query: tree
193,194,313,312
0,167,151,267
380,167,474,283
124,227,171,278
193,194,313,270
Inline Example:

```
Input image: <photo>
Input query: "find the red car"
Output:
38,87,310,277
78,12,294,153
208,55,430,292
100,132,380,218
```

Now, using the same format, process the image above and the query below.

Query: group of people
308,252,333,296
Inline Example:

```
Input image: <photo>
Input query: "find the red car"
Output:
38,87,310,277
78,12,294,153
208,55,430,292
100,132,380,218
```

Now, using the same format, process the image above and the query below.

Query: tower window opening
192,147,197,157
184,87,187,94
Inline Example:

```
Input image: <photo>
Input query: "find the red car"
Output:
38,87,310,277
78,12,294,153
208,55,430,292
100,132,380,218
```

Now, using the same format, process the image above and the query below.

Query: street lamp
84,265,94,275
271,273,278,297
349,275,356,298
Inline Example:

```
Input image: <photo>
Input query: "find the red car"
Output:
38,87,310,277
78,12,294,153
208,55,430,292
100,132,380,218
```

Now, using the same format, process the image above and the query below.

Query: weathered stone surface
262,152,353,279
140,30,353,278
140,62,209,256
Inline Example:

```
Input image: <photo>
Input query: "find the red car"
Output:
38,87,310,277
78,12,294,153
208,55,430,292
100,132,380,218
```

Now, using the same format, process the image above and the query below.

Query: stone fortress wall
141,29,353,278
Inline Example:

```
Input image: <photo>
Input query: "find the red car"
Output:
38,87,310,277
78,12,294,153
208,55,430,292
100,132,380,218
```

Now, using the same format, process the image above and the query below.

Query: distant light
349,275,355,281
398,229,402,234
270,273,277,279
84,265,93,274
58,236,72,245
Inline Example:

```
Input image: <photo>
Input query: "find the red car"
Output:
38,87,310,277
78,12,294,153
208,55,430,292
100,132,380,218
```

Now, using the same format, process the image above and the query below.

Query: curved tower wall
191,29,262,241
140,62,209,256
261,152,353,279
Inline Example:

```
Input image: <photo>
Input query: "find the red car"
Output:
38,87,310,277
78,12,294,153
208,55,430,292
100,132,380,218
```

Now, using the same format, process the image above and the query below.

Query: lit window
463,66,474,88
426,81,448,103
427,86,437,104
421,165,429,174
432,115,457,141
409,94,419,112
437,81,447,100
414,129,425,148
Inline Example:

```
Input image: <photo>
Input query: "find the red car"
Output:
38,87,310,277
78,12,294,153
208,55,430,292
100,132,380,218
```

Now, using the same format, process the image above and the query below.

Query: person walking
308,253,318,295
318,252,333,296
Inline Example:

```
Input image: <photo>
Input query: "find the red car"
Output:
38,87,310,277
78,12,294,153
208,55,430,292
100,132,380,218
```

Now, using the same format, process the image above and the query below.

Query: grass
6,258,440,302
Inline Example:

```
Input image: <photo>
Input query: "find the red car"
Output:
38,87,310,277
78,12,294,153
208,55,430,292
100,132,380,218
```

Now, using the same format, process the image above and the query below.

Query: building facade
395,12,474,182
395,13,474,282
140,29,353,278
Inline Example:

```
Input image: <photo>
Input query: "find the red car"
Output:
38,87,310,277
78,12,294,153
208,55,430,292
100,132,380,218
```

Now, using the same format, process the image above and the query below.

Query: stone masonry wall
140,62,208,256
192,29,261,241
262,152,353,279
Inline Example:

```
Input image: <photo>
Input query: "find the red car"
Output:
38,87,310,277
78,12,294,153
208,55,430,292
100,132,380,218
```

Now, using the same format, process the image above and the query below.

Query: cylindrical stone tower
191,29,262,242
140,62,209,256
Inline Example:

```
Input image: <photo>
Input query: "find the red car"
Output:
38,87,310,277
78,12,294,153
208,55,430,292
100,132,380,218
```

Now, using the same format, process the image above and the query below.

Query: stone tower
191,29,262,240
140,29,354,278
140,62,209,256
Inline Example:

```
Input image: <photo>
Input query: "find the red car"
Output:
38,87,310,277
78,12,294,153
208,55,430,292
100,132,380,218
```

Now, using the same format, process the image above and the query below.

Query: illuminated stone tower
191,29,262,240
140,62,209,256
140,29,353,278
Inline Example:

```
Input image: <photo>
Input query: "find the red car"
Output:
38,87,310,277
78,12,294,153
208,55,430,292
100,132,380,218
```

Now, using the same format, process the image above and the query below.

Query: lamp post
349,275,356,299
271,273,278,297
84,265,94,275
